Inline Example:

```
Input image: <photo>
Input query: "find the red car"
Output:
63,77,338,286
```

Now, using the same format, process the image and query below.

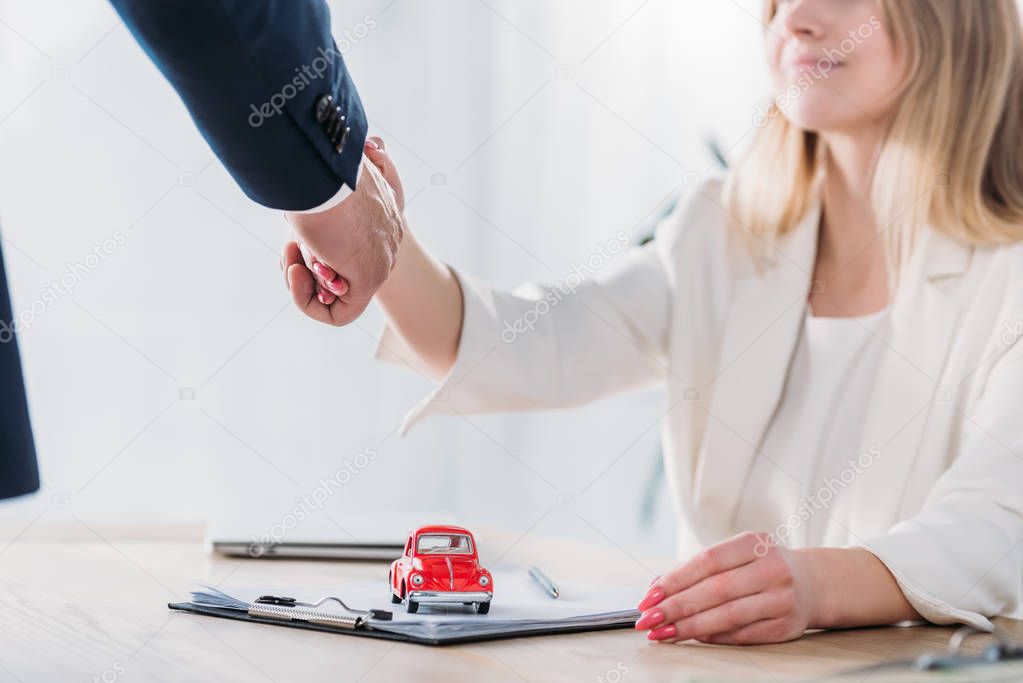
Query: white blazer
377,177,1023,630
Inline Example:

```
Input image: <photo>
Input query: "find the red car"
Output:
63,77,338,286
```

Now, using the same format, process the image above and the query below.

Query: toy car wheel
475,601,490,615
407,598,419,614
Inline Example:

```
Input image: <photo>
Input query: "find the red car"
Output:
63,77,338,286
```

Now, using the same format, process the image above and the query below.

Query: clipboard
168,600,636,646
169,582,640,646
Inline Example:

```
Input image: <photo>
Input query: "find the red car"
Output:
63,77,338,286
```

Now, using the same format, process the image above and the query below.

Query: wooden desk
0,522,1019,682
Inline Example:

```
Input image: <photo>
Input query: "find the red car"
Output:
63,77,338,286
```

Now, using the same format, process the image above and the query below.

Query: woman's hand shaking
282,137,406,326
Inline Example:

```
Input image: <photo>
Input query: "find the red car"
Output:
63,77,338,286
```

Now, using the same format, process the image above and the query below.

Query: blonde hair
724,0,1023,274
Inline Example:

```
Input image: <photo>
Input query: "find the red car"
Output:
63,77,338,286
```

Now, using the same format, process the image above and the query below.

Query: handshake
281,137,406,326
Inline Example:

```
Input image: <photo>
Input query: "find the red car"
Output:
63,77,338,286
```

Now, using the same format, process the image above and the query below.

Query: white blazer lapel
837,229,974,537
693,202,820,539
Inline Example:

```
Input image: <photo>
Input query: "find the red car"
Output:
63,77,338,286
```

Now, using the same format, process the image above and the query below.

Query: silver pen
528,566,559,599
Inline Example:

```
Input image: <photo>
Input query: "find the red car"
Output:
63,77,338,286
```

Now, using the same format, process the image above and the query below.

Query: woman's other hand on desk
634,531,816,645
634,532,919,645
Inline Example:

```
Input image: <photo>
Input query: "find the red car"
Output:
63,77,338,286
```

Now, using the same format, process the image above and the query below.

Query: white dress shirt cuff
289,159,364,214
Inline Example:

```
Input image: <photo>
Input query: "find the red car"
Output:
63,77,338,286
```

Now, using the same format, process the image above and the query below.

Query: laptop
208,512,413,561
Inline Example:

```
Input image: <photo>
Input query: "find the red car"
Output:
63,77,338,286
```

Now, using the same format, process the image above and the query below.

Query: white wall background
0,0,770,559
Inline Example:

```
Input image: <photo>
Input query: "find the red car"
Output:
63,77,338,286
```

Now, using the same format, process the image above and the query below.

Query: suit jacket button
327,107,345,137
315,94,334,123
334,127,351,154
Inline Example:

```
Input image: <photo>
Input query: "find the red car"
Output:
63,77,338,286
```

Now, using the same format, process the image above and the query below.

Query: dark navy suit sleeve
109,0,368,211
0,241,39,500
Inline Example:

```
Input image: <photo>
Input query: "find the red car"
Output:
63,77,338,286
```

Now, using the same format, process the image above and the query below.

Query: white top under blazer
376,176,1023,630
735,307,893,547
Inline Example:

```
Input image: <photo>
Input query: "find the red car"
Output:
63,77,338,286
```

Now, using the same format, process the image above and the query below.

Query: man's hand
284,139,404,326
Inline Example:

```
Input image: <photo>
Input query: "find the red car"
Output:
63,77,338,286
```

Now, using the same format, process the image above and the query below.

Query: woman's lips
787,57,844,75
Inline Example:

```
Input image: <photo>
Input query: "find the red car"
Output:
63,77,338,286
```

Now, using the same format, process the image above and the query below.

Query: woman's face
766,0,906,133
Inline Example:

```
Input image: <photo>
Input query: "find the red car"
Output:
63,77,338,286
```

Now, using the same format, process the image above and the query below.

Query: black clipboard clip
251,594,392,630
255,594,392,620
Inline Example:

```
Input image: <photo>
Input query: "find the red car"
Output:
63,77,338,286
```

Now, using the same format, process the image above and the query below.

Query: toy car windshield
417,533,473,554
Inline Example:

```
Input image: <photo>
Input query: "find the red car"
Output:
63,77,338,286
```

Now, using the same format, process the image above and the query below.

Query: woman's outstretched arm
288,137,679,418
373,229,464,381
284,139,464,381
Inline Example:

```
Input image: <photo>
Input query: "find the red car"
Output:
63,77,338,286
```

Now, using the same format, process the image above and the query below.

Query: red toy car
389,525,493,614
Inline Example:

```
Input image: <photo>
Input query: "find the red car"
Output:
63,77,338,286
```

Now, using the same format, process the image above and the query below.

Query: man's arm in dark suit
112,0,404,326
108,0,367,211
0,242,39,500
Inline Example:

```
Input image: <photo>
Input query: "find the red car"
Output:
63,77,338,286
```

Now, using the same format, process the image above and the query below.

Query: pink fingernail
325,277,345,294
365,139,379,150
312,262,332,279
647,624,678,641
638,588,665,612
317,292,334,305
634,609,664,631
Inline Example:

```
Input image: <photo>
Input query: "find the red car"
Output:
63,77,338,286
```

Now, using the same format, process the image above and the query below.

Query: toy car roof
413,525,473,536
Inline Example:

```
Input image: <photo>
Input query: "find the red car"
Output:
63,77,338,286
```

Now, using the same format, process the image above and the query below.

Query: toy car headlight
478,574,490,587
410,573,425,586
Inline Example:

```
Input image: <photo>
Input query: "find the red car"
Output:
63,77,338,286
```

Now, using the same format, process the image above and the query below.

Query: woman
284,0,1023,644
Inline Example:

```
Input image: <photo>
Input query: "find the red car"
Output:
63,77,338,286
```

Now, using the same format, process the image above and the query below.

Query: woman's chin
779,106,864,135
